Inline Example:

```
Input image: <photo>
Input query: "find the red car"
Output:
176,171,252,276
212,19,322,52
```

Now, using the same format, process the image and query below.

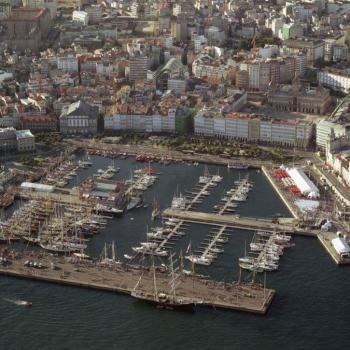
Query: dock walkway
218,177,249,215
163,209,315,236
153,176,219,254
186,179,216,210
200,226,228,260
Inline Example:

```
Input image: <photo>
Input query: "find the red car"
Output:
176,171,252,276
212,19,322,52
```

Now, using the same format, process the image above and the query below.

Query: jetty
162,209,316,236
197,226,229,262
0,250,274,314
185,178,215,210
145,173,221,257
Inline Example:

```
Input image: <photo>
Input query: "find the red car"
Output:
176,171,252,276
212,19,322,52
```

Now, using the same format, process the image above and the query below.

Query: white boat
273,234,291,242
140,242,158,249
212,175,223,183
239,261,263,272
101,172,114,180
250,242,265,251
73,252,91,260
185,255,212,266
168,218,180,223
107,165,118,173
147,231,166,239
154,249,168,257
198,176,211,184
171,193,188,210
239,256,256,264
132,246,144,253
210,247,224,254
216,237,228,243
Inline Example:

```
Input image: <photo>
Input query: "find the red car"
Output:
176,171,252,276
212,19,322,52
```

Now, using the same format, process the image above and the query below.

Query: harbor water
0,156,349,349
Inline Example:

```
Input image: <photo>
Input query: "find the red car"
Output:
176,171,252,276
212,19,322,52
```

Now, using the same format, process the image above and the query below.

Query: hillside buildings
1,0,350,153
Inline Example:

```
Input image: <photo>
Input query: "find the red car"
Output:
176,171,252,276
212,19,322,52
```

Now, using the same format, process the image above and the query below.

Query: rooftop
15,130,34,139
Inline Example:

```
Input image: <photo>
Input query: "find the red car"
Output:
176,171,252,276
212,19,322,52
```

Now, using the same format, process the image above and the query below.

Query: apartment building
72,10,89,25
0,127,17,151
15,130,35,152
57,55,79,72
194,110,313,149
20,115,57,132
283,38,324,64
316,119,350,150
84,4,102,24
0,127,35,152
192,54,230,81
318,69,350,92
104,113,175,133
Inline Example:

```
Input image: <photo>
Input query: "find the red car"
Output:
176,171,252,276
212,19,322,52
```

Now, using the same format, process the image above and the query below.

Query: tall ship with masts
131,253,198,311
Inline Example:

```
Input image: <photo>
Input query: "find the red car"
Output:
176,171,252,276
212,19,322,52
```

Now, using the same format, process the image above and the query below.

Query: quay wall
0,257,274,315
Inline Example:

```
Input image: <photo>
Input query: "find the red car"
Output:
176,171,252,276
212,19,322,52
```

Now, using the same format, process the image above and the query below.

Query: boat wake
2,298,33,307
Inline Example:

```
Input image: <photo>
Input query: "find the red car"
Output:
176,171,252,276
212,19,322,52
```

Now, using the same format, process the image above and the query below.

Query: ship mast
169,252,180,300
152,254,158,301
104,243,108,260
112,240,115,262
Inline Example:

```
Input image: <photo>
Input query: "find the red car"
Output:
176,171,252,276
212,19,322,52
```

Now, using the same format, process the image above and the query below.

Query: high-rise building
129,55,148,82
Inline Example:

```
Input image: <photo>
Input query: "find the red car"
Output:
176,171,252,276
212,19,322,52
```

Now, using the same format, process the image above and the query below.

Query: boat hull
131,293,195,312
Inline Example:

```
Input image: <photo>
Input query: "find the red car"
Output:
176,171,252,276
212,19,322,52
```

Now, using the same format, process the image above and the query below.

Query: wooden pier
0,251,275,314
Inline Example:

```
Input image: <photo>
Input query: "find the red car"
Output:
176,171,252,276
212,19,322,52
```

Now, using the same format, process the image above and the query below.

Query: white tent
286,168,320,198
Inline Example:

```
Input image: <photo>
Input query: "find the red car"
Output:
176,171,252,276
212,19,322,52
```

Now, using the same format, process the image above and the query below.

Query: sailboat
131,253,198,311
151,198,161,220
198,165,211,184
100,241,122,265
40,214,85,253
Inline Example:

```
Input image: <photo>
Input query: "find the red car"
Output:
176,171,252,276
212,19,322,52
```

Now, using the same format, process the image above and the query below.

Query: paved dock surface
317,232,350,265
163,209,314,235
0,251,274,314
